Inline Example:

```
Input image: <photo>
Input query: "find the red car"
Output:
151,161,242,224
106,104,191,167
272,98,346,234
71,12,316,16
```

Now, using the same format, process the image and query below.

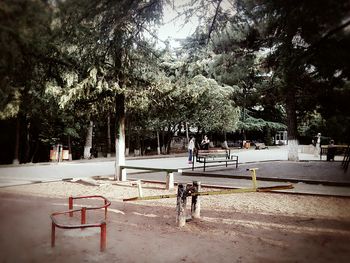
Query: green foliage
52,0,166,111
145,47,240,136
179,5,288,135
234,0,350,139
1,0,174,161
1,0,349,163
186,74,240,132
187,0,349,143
0,0,53,115
238,115,286,132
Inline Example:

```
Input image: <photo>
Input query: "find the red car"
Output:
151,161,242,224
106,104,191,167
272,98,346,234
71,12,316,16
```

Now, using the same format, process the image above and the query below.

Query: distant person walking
314,133,321,157
188,137,195,164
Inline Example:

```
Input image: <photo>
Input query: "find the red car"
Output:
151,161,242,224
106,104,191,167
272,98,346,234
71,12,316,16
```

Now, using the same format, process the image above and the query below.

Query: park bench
320,145,348,161
255,143,268,150
192,148,238,171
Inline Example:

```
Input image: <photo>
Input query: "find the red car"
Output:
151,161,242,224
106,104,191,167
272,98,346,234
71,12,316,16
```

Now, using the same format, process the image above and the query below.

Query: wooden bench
255,143,268,150
192,149,238,171
320,145,348,161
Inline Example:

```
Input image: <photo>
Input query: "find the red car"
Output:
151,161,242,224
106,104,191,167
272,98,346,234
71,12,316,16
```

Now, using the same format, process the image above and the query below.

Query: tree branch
319,19,350,42
304,19,350,59
208,0,223,43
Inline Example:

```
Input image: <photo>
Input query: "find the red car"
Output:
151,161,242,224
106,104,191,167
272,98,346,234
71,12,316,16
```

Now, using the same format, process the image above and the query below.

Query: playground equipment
123,168,294,227
50,195,111,251
118,165,179,190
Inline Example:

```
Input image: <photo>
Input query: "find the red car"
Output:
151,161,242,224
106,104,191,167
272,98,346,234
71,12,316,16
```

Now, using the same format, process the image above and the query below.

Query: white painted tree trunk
84,121,93,159
288,139,299,161
157,131,161,155
114,94,126,181
13,117,20,164
107,114,112,158
68,135,72,161
115,120,126,181
134,149,141,156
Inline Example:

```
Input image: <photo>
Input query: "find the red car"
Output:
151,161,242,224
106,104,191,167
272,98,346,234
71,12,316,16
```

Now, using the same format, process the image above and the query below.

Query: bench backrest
196,148,230,157
320,145,347,155
255,143,266,146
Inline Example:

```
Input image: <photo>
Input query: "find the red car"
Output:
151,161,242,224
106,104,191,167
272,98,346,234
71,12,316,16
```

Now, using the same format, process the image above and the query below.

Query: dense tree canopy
183,0,350,159
0,0,349,164
234,0,350,159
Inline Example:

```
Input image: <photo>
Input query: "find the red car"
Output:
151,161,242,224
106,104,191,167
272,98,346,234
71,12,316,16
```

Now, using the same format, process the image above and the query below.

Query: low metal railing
50,195,111,252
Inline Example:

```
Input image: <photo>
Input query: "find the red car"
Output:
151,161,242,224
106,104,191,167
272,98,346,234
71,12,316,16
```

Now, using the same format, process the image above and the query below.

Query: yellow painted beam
123,184,294,202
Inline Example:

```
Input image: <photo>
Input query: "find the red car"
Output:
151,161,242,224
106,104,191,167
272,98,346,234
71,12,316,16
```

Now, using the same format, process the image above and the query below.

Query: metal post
166,172,174,190
104,199,108,220
58,144,62,163
51,222,56,247
100,222,107,252
191,181,201,219
176,184,187,227
137,180,143,197
249,168,258,190
121,168,127,181
81,207,86,225
69,197,73,217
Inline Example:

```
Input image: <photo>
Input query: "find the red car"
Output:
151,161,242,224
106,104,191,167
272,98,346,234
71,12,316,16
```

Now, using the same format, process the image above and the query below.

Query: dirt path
1,186,350,263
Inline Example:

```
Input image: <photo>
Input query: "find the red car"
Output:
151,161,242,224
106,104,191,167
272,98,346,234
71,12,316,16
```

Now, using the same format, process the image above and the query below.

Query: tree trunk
114,94,126,181
178,122,182,135
223,131,228,149
107,114,111,158
166,138,171,154
156,131,161,155
125,117,130,157
68,134,72,161
286,86,299,161
161,129,166,154
13,117,20,164
241,106,247,140
30,140,39,163
84,121,93,159
185,122,189,144
24,120,31,163
141,132,145,156
166,124,172,154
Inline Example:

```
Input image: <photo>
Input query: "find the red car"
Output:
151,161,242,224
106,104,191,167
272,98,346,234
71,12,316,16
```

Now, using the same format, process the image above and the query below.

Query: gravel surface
1,179,349,221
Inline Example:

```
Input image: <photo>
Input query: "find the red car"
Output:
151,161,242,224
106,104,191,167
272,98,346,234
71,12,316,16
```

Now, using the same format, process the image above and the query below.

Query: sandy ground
1,179,350,262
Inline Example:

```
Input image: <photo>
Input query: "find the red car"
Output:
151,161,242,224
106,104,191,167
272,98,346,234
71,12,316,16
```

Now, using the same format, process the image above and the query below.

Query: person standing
188,137,195,164
314,133,321,157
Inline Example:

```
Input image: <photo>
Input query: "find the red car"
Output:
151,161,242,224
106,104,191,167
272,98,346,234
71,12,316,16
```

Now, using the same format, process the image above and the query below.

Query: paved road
0,146,348,196
0,147,308,186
